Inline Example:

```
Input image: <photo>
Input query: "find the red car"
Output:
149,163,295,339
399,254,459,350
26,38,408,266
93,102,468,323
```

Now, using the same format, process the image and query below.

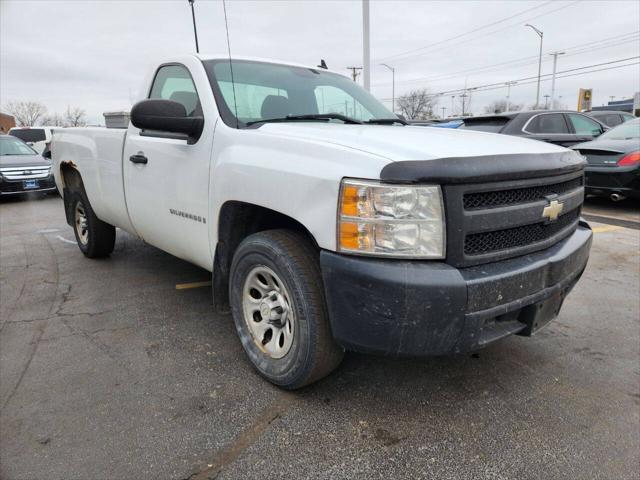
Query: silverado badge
542,199,564,222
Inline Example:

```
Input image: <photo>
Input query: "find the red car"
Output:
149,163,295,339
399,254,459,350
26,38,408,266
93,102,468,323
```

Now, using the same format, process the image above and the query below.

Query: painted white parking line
37,228,61,233
55,235,77,245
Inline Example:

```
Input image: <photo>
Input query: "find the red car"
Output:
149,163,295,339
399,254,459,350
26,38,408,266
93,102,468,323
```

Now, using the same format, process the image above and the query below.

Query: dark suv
459,110,607,147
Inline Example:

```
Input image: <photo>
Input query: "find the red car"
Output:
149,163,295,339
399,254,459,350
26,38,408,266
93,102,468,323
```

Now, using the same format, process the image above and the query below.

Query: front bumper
0,176,57,195
585,165,640,198
320,222,592,356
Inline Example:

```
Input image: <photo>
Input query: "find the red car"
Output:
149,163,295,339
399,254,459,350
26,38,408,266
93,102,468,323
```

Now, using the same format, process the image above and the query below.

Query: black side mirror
130,99,204,144
42,149,52,159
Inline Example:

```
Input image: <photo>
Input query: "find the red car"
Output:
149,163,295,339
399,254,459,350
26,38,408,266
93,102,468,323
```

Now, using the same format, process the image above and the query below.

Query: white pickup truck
52,55,592,389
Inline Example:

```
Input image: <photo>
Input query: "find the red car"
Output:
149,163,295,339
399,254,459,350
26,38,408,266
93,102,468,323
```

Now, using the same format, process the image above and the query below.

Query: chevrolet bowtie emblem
542,199,564,221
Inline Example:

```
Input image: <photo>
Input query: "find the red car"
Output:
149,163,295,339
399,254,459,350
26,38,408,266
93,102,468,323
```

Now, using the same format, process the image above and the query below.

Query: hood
255,122,567,161
572,138,639,154
0,154,51,169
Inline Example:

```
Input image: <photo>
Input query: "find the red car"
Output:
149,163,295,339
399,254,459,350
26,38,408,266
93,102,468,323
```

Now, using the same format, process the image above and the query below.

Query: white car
8,126,55,154
51,55,592,389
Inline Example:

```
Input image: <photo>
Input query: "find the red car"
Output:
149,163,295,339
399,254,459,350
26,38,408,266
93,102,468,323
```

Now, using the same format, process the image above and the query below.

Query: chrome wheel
242,265,294,359
74,201,89,245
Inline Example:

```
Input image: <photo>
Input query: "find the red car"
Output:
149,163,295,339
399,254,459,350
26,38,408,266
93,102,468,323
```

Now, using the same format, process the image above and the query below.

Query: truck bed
52,127,136,235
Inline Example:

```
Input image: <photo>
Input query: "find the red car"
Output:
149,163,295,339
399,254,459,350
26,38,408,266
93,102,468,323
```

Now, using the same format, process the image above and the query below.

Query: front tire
229,230,344,389
70,190,116,258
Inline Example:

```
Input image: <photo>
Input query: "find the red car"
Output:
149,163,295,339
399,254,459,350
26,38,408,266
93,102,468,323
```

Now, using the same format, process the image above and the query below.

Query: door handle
129,154,148,165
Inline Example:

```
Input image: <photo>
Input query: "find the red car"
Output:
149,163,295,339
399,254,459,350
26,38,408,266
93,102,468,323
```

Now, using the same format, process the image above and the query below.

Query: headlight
338,178,445,258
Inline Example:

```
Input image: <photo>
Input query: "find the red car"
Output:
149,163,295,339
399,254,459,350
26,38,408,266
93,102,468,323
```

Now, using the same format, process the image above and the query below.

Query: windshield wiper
364,118,408,125
246,113,363,126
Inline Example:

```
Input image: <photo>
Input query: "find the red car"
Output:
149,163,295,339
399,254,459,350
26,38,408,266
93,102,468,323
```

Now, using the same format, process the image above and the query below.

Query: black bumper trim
320,223,592,357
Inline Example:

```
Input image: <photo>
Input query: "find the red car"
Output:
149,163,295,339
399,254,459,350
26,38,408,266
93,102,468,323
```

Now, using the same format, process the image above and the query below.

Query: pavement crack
186,392,298,480
1,324,45,412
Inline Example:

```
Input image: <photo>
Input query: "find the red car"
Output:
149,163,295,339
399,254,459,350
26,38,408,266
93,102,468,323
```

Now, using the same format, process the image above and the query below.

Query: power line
378,57,640,100
372,32,640,88
376,1,580,64
379,62,639,103
377,1,554,62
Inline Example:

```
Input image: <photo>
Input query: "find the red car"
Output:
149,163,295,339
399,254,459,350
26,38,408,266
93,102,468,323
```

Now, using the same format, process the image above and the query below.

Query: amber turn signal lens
339,222,359,250
340,185,359,217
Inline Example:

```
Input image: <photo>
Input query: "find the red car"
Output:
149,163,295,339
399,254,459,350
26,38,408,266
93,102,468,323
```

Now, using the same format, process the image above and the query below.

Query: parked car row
410,110,638,201
458,110,607,147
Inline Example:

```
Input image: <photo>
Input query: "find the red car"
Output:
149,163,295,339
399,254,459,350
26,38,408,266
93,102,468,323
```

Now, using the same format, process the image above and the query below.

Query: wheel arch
212,200,320,313
59,162,85,226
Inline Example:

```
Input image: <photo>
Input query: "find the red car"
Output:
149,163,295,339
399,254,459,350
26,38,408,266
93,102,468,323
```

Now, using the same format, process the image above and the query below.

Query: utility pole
441,106,446,119
549,51,565,109
188,0,199,54
505,81,517,112
450,95,455,115
362,0,370,92
544,94,550,109
525,24,543,109
380,64,395,113
609,96,615,103
461,91,469,117
346,66,362,82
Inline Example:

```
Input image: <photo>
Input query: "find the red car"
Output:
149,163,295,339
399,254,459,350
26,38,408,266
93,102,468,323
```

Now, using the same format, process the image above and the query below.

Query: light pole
362,0,370,92
461,92,469,117
544,94,550,109
380,64,395,113
549,51,565,109
188,0,199,54
450,95,455,115
441,106,446,119
505,81,517,112
525,24,543,109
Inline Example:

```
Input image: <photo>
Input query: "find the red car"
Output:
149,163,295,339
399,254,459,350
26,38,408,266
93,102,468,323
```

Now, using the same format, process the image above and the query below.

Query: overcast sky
1,0,639,124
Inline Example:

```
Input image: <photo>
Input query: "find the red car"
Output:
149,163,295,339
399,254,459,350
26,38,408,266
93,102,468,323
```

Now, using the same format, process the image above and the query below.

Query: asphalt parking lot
1,194,639,480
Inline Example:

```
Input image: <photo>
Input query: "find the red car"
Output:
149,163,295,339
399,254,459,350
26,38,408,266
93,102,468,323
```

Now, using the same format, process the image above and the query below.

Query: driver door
123,64,213,268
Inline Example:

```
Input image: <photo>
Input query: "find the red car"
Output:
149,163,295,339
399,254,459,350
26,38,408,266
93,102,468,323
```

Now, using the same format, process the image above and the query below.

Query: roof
195,54,348,78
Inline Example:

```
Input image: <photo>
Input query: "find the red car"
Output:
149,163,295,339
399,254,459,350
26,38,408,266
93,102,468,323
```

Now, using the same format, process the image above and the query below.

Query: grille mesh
463,177,583,210
464,209,580,256
0,178,56,193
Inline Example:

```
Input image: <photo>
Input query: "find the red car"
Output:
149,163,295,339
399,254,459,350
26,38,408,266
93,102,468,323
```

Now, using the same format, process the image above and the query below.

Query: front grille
0,177,56,193
463,176,583,210
464,209,580,256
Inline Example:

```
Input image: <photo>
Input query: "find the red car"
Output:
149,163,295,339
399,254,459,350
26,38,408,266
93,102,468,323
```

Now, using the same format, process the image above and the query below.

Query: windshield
600,118,640,140
203,59,395,127
0,136,38,155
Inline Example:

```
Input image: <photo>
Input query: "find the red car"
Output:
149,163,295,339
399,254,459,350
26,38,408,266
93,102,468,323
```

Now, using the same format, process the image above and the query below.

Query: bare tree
42,113,66,127
3,101,47,126
397,89,437,120
64,106,87,127
484,99,523,114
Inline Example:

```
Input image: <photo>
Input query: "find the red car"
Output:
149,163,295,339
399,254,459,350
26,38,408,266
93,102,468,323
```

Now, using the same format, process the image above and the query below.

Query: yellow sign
578,88,593,112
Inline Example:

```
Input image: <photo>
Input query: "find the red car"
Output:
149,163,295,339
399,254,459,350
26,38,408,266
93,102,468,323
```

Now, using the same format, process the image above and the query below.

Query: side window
568,114,603,135
527,114,569,134
600,114,622,127
621,114,635,123
149,65,201,117
315,85,375,121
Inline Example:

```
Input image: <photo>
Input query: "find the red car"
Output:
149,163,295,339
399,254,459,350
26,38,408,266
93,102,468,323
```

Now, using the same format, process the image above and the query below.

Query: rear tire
69,190,115,258
229,229,344,389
